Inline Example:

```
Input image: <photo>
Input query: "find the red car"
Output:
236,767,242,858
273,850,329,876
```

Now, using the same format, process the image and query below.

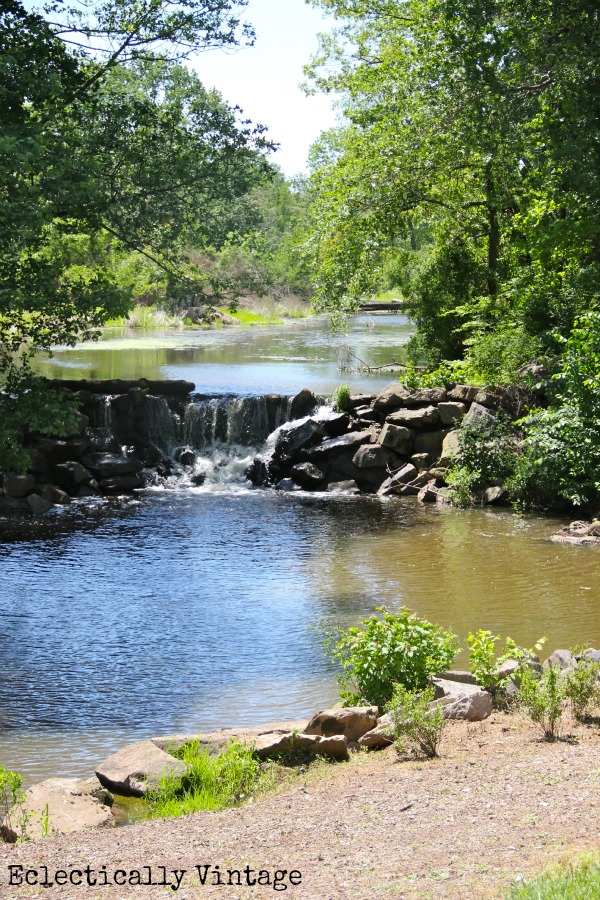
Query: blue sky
192,0,338,176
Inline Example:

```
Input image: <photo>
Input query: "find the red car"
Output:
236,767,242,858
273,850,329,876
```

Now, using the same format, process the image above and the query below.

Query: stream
2,314,598,784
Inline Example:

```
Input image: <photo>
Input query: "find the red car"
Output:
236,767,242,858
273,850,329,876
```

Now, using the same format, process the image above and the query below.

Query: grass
507,851,600,898
144,738,338,820
216,306,283,326
105,306,183,328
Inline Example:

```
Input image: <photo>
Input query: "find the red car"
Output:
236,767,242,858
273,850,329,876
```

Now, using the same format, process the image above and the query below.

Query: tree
0,0,272,471
304,0,600,363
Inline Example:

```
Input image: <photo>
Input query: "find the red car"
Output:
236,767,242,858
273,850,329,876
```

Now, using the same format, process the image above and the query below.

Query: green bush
145,739,264,819
322,606,460,708
509,313,600,509
517,664,566,741
507,852,600,899
565,659,600,722
386,684,446,759
467,631,547,706
0,764,27,842
447,414,518,506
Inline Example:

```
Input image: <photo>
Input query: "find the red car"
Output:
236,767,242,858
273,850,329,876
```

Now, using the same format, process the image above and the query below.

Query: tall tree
304,0,600,363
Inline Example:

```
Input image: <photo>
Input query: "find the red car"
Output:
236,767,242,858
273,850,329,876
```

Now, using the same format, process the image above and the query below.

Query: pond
2,315,598,784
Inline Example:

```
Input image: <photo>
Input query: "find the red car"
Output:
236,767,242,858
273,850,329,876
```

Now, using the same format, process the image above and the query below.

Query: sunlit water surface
2,316,598,783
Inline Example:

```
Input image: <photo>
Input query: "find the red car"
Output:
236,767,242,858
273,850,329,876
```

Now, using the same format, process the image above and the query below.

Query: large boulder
82,452,144,479
309,430,373,460
96,740,189,797
448,384,478,402
377,463,418,496
352,444,391,469
1,778,114,843
290,389,318,420
372,383,415,412
290,462,326,489
357,713,393,749
274,417,325,457
438,401,467,425
3,474,35,498
304,706,379,742
438,429,461,466
413,430,447,456
463,402,496,430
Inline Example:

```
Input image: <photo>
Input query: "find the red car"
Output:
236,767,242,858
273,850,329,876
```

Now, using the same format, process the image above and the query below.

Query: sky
191,0,338,177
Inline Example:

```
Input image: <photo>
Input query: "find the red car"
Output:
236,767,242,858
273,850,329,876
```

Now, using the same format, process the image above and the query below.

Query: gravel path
2,714,600,899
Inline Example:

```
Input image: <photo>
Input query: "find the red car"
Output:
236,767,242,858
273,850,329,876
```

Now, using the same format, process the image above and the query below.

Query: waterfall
85,391,295,490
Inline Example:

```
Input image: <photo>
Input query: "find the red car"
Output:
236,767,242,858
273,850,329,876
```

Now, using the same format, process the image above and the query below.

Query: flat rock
413,429,447,455
99,474,145,493
1,778,114,843
83,452,144,478
96,740,189,797
304,706,379,742
372,383,415,411
275,417,325,456
309,430,373,459
352,444,390,469
448,384,478,402
377,463,418,496
326,479,361,494
387,406,440,429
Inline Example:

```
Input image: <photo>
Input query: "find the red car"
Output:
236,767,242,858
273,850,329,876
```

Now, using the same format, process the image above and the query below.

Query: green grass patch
507,852,600,898
145,739,266,819
217,306,283,326
105,306,182,328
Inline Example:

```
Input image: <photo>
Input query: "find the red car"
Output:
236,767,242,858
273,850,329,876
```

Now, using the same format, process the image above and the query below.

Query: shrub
517,664,566,741
467,631,546,706
322,606,460,708
145,739,264,819
386,684,445,759
333,383,351,413
565,659,600,722
0,764,27,842
446,414,518,506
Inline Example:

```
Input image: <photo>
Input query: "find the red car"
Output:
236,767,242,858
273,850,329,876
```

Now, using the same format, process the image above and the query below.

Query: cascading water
86,391,297,491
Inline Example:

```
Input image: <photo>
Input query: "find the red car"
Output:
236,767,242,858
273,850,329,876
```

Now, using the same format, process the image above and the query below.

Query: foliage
507,852,600,899
333,384,351,413
509,314,600,509
322,606,459,708
0,1,275,471
145,739,264,818
565,659,600,723
304,0,600,370
0,764,27,843
386,684,445,759
517,664,565,741
447,415,519,506
467,630,546,705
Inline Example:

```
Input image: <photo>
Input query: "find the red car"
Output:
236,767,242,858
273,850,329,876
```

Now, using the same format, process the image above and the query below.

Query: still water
2,316,599,783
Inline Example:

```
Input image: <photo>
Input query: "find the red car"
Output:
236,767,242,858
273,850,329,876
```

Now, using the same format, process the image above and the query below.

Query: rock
413,430,447,456
319,413,351,438
403,387,447,406
48,378,195,397
315,735,349,761
411,452,434,469
52,461,91,492
151,720,309,757
26,493,53,515
290,389,318,420
353,406,380,423
275,478,299,491
96,740,189,796
275,418,325,457
1,778,114,843
352,444,390,469
99,474,144,493
438,401,467,425
387,405,440,429
178,449,196,467
38,484,71,505
357,714,393,749
304,706,379,742
253,732,319,757
326,479,361,494
495,659,522,681
463,402,496,430
3,474,35,498
543,649,575,671
309,430,373,459
76,481,101,498
290,462,326,489
377,463,418,496
432,678,492,721
372,383,415,412
441,670,480,686
29,436,89,465
448,384,478,402
83,452,144,478
474,390,500,409
483,486,506,504
583,649,600,663
438,429,461,466
82,776,114,806
418,479,439,503
127,387,147,409
429,467,448,483
378,423,414,455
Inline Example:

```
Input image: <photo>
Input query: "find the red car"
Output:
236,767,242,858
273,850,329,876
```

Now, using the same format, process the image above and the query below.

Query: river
1,315,598,784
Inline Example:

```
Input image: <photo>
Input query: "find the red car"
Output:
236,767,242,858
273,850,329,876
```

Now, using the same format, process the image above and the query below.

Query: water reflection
0,492,597,784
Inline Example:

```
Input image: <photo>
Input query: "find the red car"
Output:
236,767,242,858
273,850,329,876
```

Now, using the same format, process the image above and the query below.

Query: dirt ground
2,712,600,900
